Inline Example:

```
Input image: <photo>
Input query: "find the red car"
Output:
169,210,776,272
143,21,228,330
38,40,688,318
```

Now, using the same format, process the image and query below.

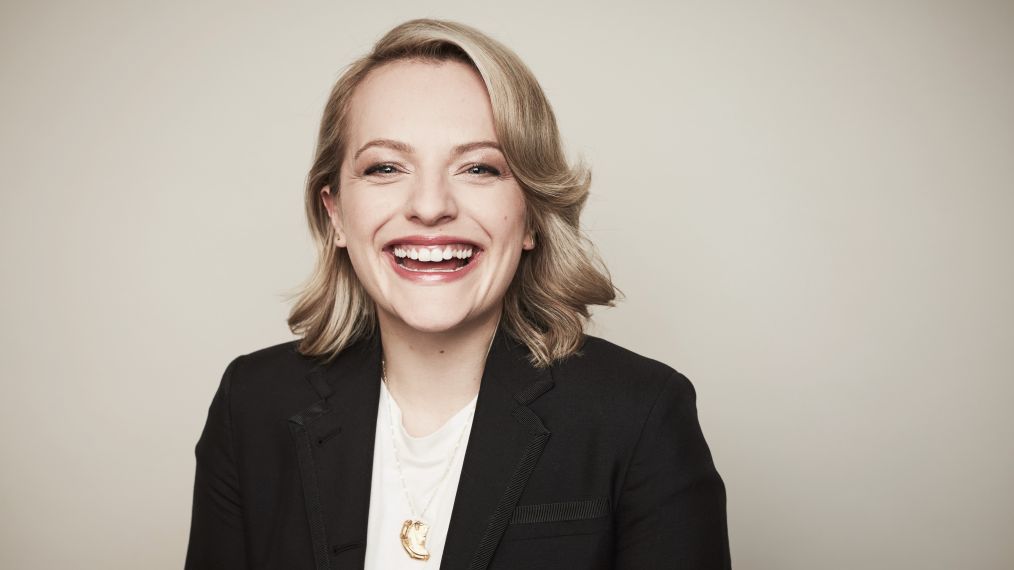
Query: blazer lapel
440,327,555,570
287,325,554,570
288,333,383,570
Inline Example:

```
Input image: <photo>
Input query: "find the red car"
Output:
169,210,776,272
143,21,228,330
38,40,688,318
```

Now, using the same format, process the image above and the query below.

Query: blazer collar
288,324,555,570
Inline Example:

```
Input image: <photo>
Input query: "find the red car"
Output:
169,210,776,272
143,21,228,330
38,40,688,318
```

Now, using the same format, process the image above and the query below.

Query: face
320,59,534,335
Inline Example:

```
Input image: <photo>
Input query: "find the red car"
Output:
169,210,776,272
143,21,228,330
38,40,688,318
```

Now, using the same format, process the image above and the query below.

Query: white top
364,380,478,569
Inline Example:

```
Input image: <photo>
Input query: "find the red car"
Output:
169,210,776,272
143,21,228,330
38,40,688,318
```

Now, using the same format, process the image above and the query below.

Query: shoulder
570,334,681,378
547,333,696,414
214,339,323,410
226,339,313,378
565,333,692,391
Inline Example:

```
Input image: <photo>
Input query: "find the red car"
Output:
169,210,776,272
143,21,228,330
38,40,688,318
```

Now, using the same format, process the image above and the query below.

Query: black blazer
185,326,730,569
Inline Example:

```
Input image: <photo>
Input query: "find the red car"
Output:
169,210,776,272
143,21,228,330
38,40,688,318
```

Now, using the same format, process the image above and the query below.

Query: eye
463,163,501,177
363,163,401,176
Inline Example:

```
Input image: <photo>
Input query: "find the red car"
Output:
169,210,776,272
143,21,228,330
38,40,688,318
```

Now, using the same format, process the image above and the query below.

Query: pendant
400,519,431,560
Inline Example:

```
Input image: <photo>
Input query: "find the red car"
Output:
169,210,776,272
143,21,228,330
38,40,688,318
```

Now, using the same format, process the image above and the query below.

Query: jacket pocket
503,497,611,541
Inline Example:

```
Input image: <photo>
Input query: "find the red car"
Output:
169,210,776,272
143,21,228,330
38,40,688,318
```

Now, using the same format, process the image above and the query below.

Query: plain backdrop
2,1,1012,568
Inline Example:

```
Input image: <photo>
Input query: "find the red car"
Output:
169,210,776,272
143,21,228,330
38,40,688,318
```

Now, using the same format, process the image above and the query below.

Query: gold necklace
380,329,495,561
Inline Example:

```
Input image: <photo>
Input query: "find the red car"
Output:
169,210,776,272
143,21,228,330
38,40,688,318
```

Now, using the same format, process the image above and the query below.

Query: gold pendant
400,519,431,560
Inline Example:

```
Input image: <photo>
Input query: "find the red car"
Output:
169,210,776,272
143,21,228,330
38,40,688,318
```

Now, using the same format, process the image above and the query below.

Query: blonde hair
287,18,618,367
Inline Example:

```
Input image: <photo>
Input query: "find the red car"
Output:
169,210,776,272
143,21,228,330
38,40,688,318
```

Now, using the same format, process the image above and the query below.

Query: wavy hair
287,18,618,367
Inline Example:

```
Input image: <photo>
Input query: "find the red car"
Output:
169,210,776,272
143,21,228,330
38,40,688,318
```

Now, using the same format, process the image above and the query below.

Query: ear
320,185,347,248
522,232,535,251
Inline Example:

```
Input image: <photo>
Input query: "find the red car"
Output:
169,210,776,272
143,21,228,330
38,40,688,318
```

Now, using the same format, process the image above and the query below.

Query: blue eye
364,163,399,176
466,163,501,176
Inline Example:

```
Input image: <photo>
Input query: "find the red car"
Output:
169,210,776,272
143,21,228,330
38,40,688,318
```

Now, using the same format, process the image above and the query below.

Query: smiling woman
319,58,532,334
290,24,614,367
185,18,730,570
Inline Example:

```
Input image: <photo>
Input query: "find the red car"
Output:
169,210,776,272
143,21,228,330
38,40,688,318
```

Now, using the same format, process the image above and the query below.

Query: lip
382,235,484,284
383,235,483,249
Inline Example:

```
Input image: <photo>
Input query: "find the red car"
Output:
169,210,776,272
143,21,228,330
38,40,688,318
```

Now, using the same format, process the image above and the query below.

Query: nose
405,170,457,226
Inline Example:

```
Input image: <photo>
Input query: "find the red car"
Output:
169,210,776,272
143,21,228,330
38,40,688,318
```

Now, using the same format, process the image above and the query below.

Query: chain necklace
380,329,495,561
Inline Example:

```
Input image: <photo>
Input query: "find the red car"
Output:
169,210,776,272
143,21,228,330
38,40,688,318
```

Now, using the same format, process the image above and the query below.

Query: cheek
489,188,528,237
337,192,386,235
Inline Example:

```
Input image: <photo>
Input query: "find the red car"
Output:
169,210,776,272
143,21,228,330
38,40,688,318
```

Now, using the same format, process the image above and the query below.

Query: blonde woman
186,18,730,569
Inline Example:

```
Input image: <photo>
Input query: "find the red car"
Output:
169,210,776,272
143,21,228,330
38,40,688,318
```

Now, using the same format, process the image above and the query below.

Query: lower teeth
397,257,472,272
402,265,464,272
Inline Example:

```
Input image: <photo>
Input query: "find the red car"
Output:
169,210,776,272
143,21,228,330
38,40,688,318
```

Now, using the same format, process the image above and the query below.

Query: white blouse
364,380,478,569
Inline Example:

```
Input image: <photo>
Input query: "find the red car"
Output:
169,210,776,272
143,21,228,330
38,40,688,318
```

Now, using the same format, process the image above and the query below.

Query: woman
186,18,730,570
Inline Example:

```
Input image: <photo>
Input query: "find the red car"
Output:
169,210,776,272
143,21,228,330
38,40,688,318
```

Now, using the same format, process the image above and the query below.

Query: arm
614,370,731,569
185,356,249,569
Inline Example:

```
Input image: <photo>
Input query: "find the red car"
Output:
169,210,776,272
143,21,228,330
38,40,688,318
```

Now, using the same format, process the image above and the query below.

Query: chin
389,304,481,334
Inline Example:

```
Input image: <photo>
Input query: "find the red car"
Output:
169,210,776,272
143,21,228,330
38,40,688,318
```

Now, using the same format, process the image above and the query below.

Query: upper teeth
392,245,475,262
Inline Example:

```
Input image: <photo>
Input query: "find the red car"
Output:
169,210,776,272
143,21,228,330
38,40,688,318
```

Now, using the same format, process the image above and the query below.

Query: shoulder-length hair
287,18,618,368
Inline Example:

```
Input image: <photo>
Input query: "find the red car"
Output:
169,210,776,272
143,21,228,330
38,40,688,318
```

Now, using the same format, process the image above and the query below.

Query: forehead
345,59,499,152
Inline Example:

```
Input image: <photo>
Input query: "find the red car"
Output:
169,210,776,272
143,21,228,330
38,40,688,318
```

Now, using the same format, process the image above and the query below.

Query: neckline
380,380,478,442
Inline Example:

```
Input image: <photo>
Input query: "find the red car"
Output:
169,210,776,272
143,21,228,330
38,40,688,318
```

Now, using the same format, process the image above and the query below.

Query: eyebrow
352,139,502,160
452,140,502,156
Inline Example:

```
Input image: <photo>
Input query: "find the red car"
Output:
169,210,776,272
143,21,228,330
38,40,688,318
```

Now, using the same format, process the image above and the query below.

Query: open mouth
385,244,480,273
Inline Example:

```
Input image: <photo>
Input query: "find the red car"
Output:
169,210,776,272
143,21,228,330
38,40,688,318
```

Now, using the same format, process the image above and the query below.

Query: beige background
2,1,1012,568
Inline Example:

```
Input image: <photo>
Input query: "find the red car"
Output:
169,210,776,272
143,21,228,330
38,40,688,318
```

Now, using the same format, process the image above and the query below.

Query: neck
378,306,501,433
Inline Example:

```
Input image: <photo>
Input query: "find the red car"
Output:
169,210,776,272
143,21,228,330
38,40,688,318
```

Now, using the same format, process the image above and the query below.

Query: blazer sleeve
185,356,249,569
613,370,731,569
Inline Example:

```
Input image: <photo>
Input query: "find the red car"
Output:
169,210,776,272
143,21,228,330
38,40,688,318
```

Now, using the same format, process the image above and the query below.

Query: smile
392,244,475,272
383,242,484,282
